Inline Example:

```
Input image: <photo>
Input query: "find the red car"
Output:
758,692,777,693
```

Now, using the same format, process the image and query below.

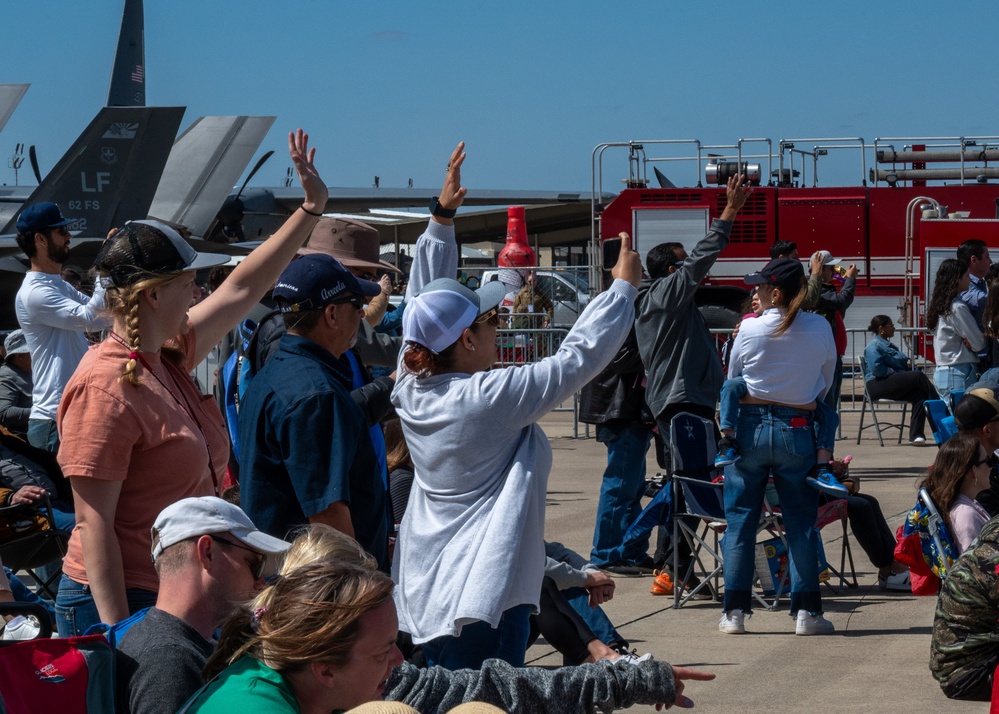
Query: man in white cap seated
116,496,289,714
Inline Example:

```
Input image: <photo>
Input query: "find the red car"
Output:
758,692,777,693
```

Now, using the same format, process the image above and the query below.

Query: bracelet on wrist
429,197,457,219
300,206,324,217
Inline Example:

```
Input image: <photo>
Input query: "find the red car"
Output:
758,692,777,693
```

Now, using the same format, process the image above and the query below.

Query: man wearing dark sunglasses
13,202,112,453
117,496,289,714
238,254,392,573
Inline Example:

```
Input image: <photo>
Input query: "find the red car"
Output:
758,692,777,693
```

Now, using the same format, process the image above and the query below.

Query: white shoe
882,570,911,592
1,615,40,641
910,436,927,445
719,609,747,634
618,651,654,665
795,611,834,636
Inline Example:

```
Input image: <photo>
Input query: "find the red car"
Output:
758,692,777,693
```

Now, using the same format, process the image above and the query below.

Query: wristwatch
429,196,457,219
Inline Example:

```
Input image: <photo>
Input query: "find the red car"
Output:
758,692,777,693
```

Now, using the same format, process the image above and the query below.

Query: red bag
0,634,113,714
893,524,940,596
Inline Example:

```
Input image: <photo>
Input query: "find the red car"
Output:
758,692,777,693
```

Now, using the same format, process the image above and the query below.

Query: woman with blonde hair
54,130,329,637
919,431,992,553
188,561,400,713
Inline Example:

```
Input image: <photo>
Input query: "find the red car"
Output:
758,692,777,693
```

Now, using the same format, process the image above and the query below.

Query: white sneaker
910,436,927,445
1,615,40,641
719,609,747,634
618,651,654,665
882,570,911,592
795,611,834,636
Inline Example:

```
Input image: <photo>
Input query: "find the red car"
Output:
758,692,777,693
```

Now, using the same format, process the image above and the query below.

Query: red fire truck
593,136,999,334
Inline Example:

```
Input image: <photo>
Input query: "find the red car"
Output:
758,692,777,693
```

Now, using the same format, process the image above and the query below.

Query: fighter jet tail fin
0,106,185,237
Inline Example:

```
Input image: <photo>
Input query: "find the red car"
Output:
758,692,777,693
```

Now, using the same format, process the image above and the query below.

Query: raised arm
405,143,466,299
187,130,329,363
23,279,110,331
485,234,643,427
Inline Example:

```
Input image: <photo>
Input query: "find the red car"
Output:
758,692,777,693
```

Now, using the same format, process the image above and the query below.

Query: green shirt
183,657,300,713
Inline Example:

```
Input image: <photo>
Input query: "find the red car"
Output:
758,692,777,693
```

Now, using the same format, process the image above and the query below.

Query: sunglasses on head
474,307,501,326
210,535,266,580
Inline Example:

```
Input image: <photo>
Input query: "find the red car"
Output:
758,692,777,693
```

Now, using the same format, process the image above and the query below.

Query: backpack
219,311,280,464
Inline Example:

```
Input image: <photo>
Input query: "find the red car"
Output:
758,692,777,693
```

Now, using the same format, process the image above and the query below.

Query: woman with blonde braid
54,129,329,637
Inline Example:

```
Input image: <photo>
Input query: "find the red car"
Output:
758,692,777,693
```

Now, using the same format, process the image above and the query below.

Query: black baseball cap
744,258,805,289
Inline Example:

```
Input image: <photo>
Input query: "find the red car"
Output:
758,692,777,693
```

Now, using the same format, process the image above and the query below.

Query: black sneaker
714,437,741,468
603,557,656,576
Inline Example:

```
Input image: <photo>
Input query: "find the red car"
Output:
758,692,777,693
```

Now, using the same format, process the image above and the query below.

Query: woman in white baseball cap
390,143,644,670
54,130,329,638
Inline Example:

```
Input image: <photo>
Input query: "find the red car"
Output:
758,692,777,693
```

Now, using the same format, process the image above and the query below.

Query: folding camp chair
0,496,70,600
856,356,909,446
918,487,957,576
924,399,956,446
813,499,858,590
668,412,787,609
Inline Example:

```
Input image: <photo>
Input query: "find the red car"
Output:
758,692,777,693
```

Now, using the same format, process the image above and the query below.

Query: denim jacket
863,334,910,382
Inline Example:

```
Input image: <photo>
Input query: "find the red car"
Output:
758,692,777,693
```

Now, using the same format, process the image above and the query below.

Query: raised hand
611,232,643,287
440,142,468,211
721,173,753,221
288,129,328,215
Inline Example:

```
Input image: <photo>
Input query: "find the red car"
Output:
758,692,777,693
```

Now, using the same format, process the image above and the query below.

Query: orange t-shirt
58,329,229,591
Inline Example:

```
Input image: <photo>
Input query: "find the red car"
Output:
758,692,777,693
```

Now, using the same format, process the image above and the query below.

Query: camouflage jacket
930,516,999,700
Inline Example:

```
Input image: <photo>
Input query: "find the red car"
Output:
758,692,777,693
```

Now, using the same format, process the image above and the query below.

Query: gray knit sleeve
384,659,677,714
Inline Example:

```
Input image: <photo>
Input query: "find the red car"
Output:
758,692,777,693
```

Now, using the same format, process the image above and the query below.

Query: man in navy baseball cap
15,202,73,238
14,202,110,453
237,254,392,570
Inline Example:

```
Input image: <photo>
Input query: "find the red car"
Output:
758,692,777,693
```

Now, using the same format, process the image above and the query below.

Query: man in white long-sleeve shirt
14,202,111,452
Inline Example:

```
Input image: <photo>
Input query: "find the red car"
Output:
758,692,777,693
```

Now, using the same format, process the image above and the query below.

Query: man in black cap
954,383,999,516
13,202,110,452
237,254,391,570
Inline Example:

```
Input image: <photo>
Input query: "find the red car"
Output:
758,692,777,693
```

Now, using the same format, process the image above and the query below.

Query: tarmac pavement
532,407,983,713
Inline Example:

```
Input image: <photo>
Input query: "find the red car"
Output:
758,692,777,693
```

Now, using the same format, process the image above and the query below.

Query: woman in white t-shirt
927,258,985,404
721,258,837,637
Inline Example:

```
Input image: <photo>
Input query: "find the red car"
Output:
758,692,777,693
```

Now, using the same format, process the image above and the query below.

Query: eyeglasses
47,227,70,237
210,535,266,580
328,294,366,310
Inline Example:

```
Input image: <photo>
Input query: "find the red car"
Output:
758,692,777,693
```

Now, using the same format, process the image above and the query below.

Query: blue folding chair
924,399,956,446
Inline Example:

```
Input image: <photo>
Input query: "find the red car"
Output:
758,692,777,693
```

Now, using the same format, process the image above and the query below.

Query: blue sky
3,0,997,195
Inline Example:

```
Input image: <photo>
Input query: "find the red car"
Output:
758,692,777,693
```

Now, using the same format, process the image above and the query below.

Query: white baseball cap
402,278,506,354
150,496,290,561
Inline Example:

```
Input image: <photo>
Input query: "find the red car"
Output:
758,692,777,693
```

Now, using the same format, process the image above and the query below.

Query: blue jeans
421,604,532,669
590,423,653,566
26,418,59,453
719,378,839,453
564,587,622,645
54,575,157,638
934,363,976,406
722,405,822,616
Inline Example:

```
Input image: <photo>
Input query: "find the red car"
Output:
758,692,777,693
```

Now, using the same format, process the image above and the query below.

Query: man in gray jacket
635,175,752,457
634,176,750,581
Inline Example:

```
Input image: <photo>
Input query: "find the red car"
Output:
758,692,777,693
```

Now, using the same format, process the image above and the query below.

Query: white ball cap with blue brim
403,278,507,354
